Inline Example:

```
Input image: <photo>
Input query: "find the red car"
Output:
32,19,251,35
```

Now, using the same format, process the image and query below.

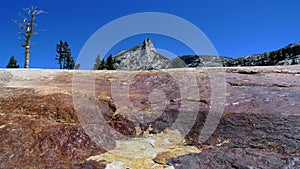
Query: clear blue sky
0,0,299,68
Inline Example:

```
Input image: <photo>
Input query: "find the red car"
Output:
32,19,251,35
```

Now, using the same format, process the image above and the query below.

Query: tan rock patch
87,130,200,169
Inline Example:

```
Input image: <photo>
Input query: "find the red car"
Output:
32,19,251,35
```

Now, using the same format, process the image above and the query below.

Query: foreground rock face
0,66,299,168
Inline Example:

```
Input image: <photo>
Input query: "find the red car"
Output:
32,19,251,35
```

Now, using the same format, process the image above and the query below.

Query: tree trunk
15,6,45,69
24,39,31,69
23,11,35,69
59,60,62,69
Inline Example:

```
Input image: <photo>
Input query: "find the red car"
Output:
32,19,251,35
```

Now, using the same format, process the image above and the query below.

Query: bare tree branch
13,6,46,68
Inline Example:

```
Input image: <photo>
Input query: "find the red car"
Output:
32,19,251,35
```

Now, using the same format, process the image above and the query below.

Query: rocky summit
113,38,173,70
111,40,300,70
0,66,299,168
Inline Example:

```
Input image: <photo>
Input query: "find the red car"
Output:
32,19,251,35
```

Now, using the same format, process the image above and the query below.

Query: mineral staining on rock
0,66,300,168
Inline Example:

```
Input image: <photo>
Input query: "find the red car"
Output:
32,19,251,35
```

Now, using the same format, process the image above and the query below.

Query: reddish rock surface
0,66,299,168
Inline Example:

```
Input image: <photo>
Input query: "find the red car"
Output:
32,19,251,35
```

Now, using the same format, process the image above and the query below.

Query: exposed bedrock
0,66,299,168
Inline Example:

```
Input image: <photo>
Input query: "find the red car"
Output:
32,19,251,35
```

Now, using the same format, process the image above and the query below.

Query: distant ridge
111,39,300,70
232,42,300,66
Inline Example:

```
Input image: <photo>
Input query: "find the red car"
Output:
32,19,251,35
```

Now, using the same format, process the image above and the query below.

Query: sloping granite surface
0,66,299,168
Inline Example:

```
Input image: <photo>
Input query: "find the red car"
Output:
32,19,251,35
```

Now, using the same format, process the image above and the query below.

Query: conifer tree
74,63,81,70
99,59,106,70
55,40,75,69
93,54,101,70
55,40,65,69
63,42,74,69
106,54,115,70
6,55,20,68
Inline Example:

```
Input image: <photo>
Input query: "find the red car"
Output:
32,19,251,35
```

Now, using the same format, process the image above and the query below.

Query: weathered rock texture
0,66,299,168
229,42,300,66
180,42,300,67
113,39,173,70
112,40,300,70
179,55,235,67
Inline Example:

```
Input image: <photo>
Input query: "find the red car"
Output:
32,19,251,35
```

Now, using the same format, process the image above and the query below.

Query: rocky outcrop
112,39,232,69
0,66,299,168
113,38,172,70
181,42,300,67
112,40,300,70
168,148,300,169
233,42,300,66
179,55,235,67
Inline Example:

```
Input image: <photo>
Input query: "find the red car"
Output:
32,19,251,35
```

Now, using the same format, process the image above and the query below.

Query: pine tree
74,63,81,70
55,40,65,69
64,53,75,69
6,55,20,68
99,59,106,70
106,54,115,70
55,40,75,69
63,42,75,69
93,54,101,70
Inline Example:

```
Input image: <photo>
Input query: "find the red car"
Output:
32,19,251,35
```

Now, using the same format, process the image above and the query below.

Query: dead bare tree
13,6,46,68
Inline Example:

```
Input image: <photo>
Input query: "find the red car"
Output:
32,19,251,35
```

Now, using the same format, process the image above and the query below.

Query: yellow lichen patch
87,130,201,169
216,138,233,147
135,126,143,136
143,124,153,137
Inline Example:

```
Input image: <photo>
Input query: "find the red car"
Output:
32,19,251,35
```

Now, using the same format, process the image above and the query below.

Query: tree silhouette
74,63,81,70
55,40,75,69
13,6,46,68
106,54,115,70
63,42,74,69
55,40,65,69
99,59,106,70
93,54,101,70
6,55,20,68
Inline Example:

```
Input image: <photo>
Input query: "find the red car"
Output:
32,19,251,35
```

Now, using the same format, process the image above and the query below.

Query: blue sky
0,0,300,68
